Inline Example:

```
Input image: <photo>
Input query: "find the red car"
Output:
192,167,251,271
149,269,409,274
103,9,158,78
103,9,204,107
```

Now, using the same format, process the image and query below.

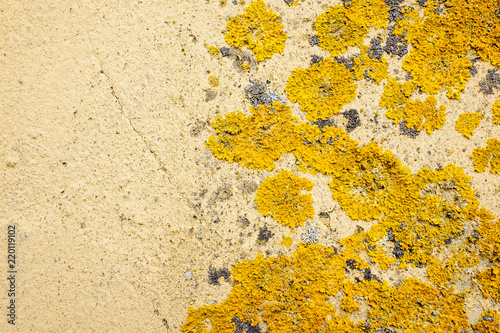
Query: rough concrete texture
1,0,499,332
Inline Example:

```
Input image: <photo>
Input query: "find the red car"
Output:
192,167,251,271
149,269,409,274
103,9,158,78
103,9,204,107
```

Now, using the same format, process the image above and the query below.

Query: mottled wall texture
1,0,499,332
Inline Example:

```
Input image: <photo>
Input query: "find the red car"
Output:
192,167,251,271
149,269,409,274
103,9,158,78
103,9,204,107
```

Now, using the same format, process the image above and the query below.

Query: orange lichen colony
208,75,219,88
395,4,471,98
476,265,500,302
476,208,500,263
313,0,388,56
353,46,389,85
285,58,357,121
255,170,314,229
379,78,446,134
329,142,412,221
186,0,500,330
455,112,482,139
182,244,471,332
473,310,500,333
292,123,359,175
493,99,500,125
446,0,500,68
205,102,298,171
224,0,287,62
393,0,500,98
471,138,500,174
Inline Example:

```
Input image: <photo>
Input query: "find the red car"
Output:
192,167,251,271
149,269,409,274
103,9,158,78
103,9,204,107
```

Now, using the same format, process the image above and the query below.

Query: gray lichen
301,226,320,243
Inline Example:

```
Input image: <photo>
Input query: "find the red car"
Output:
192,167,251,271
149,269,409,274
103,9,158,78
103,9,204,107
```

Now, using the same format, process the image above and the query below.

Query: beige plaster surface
0,0,499,331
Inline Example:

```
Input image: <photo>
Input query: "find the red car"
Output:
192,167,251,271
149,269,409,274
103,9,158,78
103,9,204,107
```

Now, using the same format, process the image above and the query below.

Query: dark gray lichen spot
343,109,361,133
257,225,274,243
479,68,500,94
387,229,396,242
405,71,413,81
334,55,356,72
384,25,408,58
346,259,358,270
208,266,231,285
313,117,336,131
400,121,420,138
342,0,353,8
483,315,494,322
468,59,478,76
368,38,384,61
385,0,405,21
208,266,221,285
220,47,231,57
308,35,319,46
393,241,405,259
363,268,382,283
310,54,324,66
231,317,262,333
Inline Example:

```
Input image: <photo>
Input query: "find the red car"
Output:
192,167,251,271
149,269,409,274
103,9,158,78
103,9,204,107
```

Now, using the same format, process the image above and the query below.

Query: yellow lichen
224,0,287,62
476,208,500,262
375,279,468,331
472,310,500,333
493,99,500,125
323,316,363,333
346,0,388,30
192,2,500,327
476,265,500,302
313,5,368,57
427,258,453,287
455,112,482,138
380,79,446,134
285,58,357,122
396,5,472,97
208,45,220,56
352,46,389,85
403,97,447,134
446,249,480,278
379,77,415,114
341,295,359,313
373,164,479,267
329,142,412,221
182,242,471,332
471,138,500,174
181,243,345,333
255,170,314,229
281,235,293,248
206,102,299,171
447,0,500,68
345,279,469,331
292,123,360,175
429,248,480,287
208,75,219,87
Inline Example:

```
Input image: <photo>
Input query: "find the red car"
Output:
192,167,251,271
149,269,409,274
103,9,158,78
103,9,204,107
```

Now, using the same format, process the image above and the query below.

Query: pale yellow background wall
1,0,499,332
